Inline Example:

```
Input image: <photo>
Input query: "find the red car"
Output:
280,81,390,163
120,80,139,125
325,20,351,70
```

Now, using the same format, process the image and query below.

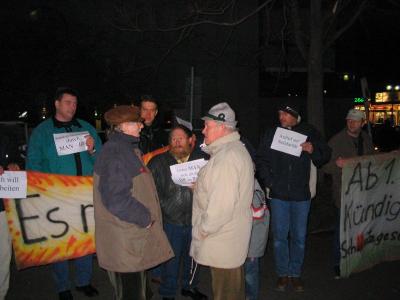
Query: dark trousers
107,271,152,300
333,208,341,267
210,265,245,300
52,254,93,292
159,223,197,297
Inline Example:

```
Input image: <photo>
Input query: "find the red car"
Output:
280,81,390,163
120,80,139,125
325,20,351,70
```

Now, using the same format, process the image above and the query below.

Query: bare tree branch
196,0,236,16
107,0,273,32
288,0,307,60
323,0,370,52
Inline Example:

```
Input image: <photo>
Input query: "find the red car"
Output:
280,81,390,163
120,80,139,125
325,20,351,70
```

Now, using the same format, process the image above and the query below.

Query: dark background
1,1,399,143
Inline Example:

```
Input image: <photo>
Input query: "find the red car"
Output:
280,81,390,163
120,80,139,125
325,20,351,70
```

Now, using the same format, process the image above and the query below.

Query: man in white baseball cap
190,102,253,300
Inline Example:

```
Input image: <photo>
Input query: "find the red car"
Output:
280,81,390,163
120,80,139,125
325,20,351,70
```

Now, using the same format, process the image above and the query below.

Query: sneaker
290,277,304,292
334,266,341,279
181,288,208,299
59,290,73,300
75,284,99,297
275,276,289,292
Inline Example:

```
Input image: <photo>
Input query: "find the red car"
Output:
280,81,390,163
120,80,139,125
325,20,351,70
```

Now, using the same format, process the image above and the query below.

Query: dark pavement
6,230,400,300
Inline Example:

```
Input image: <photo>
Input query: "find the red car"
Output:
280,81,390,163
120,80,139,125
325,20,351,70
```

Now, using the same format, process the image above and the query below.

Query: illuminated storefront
354,92,400,126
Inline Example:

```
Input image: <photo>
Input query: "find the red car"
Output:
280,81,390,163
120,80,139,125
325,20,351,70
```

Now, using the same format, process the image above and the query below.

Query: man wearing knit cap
323,108,374,278
256,103,331,292
190,102,254,300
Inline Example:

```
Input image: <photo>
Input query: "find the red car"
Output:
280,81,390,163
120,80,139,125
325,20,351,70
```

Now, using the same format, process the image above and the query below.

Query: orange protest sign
4,171,95,270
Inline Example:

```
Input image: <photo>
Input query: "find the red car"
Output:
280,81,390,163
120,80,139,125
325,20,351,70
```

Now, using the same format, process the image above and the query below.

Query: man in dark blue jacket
256,104,331,292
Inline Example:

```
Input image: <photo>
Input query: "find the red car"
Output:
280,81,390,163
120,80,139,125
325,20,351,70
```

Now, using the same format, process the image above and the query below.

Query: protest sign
4,171,95,270
170,158,208,186
0,171,27,198
53,131,89,156
270,127,307,157
340,152,400,277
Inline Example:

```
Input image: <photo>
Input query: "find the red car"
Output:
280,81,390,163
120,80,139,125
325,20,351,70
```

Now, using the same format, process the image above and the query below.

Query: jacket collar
109,130,140,147
202,131,240,155
52,116,82,129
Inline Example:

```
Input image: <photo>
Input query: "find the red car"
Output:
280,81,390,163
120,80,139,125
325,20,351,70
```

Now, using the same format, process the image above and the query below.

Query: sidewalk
6,231,400,299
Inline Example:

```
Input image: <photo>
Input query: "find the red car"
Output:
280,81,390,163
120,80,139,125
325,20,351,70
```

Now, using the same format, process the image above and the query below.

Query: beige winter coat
190,131,254,268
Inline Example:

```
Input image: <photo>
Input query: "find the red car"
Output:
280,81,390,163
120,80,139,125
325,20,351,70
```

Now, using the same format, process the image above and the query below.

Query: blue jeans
245,257,259,300
150,265,162,279
52,254,93,292
159,223,197,297
270,198,310,277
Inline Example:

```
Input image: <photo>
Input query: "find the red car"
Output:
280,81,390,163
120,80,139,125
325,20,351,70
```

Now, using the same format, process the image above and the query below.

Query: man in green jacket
26,87,102,300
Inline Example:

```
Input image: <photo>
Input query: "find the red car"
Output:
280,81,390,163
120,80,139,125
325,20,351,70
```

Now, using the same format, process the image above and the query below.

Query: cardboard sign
53,131,89,156
170,159,208,186
270,127,307,157
0,171,27,198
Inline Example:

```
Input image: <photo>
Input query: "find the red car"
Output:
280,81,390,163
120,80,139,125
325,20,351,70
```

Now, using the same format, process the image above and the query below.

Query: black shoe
181,288,208,300
59,290,73,300
162,298,175,300
75,284,99,297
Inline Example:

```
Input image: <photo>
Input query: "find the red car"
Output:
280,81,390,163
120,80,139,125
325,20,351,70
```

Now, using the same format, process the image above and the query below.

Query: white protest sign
53,131,89,156
0,171,27,198
170,159,208,186
270,127,307,157
339,152,400,278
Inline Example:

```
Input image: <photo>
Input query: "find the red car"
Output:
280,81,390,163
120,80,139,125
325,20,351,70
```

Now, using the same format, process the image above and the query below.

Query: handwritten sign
53,131,89,156
340,152,400,277
270,127,307,157
170,159,208,186
0,171,27,198
4,171,95,270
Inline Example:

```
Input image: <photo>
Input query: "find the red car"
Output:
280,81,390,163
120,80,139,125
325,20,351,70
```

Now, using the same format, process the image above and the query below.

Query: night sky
1,1,400,124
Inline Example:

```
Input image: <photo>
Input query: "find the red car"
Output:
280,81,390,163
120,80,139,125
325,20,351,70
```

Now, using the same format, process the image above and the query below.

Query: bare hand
199,230,208,239
85,135,95,153
335,157,347,168
146,220,154,229
7,163,20,171
301,142,314,154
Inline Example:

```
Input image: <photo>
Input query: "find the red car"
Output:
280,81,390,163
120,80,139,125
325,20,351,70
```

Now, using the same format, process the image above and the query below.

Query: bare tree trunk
307,0,325,136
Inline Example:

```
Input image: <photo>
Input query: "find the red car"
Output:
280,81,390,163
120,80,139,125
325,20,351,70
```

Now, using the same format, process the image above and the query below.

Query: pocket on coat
124,226,150,257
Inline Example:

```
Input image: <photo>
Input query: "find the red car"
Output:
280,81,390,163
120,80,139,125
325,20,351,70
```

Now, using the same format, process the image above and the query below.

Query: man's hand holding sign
53,131,96,156
270,127,308,157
